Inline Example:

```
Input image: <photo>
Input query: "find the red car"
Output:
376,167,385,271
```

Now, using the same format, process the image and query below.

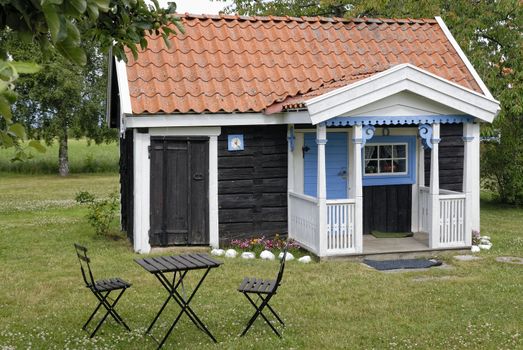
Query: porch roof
304,64,500,125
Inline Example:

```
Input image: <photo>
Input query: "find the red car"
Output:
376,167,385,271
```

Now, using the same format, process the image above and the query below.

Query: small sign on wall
228,134,244,151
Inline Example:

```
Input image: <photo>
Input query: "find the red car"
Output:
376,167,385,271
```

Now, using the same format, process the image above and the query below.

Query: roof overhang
305,63,500,125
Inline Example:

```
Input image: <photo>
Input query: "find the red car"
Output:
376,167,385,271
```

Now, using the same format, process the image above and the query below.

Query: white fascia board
435,16,494,99
124,111,311,128
305,64,500,125
115,58,132,134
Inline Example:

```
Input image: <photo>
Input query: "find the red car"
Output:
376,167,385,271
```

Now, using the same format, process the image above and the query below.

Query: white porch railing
288,192,319,254
439,189,466,247
326,199,356,253
419,187,430,233
419,186,467,248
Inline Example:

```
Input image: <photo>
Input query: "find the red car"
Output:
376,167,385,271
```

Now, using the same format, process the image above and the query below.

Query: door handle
193,173,204,181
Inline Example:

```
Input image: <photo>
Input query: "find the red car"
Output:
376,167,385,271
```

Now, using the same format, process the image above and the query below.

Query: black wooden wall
424,124,464,192
363,185,412,234
218,125,288,244
119,129,134,242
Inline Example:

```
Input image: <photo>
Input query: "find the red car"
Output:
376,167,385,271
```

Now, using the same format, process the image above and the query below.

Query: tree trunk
58,128,69,177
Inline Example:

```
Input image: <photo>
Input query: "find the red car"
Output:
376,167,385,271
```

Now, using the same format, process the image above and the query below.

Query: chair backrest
74,243,95,287
275,241,288,287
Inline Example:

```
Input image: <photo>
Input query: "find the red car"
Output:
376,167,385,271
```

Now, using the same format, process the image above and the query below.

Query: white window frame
363,142,409,177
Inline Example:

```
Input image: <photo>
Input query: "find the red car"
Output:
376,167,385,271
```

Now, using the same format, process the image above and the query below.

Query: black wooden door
150,137,209,246
363,185,412,234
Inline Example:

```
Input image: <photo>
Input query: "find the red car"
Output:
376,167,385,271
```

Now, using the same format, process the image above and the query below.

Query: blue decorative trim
316,138,328,145
288,126,295,151
462,136,474,142
325,115,474,127
362,136,417,187
418,124,433,150
362,125,376,145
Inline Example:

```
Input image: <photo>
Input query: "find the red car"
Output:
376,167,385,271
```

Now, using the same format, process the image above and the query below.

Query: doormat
363,258,442,271
371,231,414,238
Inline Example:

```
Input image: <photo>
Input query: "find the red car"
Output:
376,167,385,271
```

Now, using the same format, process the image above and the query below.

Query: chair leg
87,288,130,338
83,292,108,331
241,293,281,337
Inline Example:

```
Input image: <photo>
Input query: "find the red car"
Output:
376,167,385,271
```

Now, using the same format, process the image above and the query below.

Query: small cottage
108,14,500,257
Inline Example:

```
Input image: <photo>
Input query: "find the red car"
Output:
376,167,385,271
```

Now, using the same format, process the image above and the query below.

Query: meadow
0,172,522,349
0,139,522,349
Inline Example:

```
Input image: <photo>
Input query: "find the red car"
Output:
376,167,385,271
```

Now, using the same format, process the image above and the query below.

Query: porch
287,121,479,258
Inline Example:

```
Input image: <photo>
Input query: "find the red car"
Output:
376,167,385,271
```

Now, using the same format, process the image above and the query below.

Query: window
362,136,416,186
364,144,408,175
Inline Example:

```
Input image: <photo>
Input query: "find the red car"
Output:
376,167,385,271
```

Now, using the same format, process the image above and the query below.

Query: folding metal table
135,253,222,349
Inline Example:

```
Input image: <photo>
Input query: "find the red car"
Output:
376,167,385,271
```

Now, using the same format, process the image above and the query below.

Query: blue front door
303,132,348,199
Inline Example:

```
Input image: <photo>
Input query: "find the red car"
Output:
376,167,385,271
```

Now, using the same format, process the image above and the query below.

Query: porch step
321,247,470,262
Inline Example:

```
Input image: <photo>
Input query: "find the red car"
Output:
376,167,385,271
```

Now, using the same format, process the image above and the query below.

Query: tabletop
135,253,222,274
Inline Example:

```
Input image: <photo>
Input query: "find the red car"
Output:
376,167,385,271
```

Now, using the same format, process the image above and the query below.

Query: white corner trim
115,58,133,135
133,130,151,254
209,135,219,248
305,64,500,125
435,16,494,100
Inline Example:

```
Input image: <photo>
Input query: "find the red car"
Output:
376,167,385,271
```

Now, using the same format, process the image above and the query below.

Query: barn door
149,137,209,246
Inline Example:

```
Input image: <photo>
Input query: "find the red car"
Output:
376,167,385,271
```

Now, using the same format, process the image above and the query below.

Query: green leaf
8,123,26,139
0,132,14,148
56,40,87,65
10,62,41,74
90,0,110,12
69,0,87,14
28,140,47,153
0,95,12,121
42,3,61,43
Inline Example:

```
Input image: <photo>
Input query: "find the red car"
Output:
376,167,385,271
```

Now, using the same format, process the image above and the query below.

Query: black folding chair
238,244,288,337
74,243,132,338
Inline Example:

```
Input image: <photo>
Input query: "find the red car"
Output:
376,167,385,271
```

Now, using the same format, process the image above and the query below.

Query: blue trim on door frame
362,136,417,186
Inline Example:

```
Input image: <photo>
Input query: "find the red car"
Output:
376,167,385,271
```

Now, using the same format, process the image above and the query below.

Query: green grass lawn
0,139,119,174
0,174,522,349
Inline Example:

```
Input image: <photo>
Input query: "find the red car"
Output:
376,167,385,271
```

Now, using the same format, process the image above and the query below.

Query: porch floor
362,232,429,254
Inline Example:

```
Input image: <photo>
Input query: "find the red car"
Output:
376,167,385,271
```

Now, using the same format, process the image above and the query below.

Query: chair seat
90,278,131,292
238,277,277,294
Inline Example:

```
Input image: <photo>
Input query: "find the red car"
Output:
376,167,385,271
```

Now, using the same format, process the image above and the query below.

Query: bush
75,190,119,236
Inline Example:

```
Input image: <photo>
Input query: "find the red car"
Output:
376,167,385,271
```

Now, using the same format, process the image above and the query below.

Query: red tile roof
125,14,482,115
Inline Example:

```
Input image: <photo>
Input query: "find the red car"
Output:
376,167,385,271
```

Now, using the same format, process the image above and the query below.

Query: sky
158,0,232,14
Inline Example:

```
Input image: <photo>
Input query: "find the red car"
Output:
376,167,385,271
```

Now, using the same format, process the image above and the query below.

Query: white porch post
287,125,295,240
463,122,480,244
352,125,363,253
316,123,328,257
411,138,424,232
429,123,441,248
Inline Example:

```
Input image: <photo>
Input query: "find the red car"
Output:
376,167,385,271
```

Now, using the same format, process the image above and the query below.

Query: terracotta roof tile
126,14,483,114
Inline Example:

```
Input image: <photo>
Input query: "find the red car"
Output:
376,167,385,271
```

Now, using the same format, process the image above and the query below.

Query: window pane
365,160,378,174
394,145,406,158
395,159,407,173
380,145,392,158
365,145,378,159
379,160,393,173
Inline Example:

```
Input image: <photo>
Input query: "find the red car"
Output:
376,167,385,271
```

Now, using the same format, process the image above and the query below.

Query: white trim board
305,64,500,125
124,111,311,128
435,16,494,99
115,58,132,135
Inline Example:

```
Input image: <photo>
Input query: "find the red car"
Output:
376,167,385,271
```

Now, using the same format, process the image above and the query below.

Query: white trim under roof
124,111,311,128
305,64,500,125
115,58,133,135
435,16,494,99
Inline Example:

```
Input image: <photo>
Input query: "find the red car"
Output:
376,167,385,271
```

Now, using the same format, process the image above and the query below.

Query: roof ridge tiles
175,13,438,25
